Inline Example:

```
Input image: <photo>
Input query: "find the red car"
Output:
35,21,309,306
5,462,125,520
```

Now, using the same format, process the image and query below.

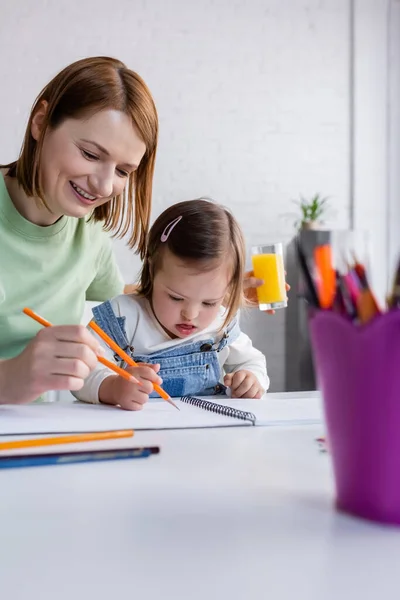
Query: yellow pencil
0,430,134,451
23,307,140,385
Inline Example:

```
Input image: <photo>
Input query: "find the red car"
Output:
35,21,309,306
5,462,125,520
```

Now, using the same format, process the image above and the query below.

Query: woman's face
32,107,146,220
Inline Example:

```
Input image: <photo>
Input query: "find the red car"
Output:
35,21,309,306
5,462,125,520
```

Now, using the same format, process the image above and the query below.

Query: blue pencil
0,446,160,470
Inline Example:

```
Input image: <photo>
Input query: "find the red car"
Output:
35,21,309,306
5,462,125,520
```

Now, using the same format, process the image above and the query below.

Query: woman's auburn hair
2,56,158,259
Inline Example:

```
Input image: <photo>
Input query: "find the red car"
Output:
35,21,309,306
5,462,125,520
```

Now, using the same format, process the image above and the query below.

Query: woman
0,56,160,404
0,56,283,405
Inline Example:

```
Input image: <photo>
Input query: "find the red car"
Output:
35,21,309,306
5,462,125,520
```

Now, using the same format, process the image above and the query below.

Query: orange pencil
96,356,140,383
314,245,336,309
88,320,180,411
351,260,381,324
0,430,134,452
23,308,140,385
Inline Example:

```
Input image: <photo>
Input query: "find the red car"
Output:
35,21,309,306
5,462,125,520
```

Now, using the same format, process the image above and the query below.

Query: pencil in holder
309,309,400,526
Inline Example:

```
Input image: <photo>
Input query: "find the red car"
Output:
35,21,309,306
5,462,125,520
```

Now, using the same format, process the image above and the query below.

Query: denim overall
92,300,240,397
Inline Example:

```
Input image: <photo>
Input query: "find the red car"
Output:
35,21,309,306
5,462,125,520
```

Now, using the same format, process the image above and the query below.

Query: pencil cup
309,310,400,526
251,243,287,311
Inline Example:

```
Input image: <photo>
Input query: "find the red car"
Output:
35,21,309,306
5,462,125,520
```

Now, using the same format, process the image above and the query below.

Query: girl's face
32,107,146,221
152,249,231,339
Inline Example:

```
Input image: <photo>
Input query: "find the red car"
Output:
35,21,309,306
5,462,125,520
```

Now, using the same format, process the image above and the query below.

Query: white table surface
1,396,399,600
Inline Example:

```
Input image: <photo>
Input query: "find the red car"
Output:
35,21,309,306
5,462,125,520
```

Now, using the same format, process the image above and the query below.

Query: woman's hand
0,325,103,405
243,270,290,314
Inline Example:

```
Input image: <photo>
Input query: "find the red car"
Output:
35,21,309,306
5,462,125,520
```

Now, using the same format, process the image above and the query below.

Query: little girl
74,199,269,410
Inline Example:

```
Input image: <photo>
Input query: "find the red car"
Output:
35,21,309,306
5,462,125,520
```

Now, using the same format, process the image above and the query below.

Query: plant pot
301,220,323,231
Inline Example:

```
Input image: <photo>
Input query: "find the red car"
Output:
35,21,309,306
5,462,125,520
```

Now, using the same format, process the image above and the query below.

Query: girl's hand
99,363,163,411
0,325,102,405
243,270,290,314
224,370,265,399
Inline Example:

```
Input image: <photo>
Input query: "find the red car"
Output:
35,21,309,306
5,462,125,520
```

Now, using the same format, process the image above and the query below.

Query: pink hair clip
160,216,182,242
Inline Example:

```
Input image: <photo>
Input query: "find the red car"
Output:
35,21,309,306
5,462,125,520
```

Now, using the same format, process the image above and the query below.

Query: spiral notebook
180,395,257,425
0,392,322,435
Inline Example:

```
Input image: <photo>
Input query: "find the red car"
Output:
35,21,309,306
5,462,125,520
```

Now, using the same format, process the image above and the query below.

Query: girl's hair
137,198,246,327
2,56,158,258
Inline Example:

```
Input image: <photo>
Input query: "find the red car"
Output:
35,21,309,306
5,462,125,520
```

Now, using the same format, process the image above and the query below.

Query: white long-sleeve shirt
74,294,269,403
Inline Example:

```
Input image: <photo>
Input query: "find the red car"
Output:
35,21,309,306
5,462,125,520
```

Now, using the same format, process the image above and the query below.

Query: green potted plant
293,193,329,231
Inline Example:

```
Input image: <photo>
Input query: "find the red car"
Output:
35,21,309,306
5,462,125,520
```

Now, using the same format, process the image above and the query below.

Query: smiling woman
0,56,159,405
3,56,157,252
7,109,147,226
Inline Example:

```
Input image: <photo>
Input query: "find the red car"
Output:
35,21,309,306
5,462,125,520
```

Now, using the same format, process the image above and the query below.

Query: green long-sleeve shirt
0,173,124,361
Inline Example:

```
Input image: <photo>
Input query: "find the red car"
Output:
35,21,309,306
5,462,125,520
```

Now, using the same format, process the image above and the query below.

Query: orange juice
251,244,287,310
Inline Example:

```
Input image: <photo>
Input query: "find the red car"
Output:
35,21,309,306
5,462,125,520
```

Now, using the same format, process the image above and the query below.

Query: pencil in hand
22,308,140,385
88,320,180,410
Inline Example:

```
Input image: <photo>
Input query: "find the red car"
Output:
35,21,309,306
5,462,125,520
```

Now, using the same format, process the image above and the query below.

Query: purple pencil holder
309,309,400,526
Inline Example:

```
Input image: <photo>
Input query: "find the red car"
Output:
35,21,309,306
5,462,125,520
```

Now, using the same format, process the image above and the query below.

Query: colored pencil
88,320,180,411
388,257,400,309
0,430,134,451
296,239,320,308
23,308,140,385
0,446,160,470
297,238,387,326
314,244,336,309
349,261,381,323
337,274,357,319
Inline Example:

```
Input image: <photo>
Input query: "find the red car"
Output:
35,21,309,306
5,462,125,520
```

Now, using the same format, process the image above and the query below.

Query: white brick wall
0,0,395,391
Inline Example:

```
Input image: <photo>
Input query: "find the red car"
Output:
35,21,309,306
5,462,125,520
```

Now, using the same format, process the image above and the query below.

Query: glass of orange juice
251,243,287,311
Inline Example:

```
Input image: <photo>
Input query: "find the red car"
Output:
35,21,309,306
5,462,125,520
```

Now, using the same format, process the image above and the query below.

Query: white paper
211,394,322,427
0,394,322,435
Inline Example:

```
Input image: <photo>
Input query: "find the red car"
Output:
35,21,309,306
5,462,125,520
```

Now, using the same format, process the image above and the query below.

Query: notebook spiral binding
181,396,256,425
